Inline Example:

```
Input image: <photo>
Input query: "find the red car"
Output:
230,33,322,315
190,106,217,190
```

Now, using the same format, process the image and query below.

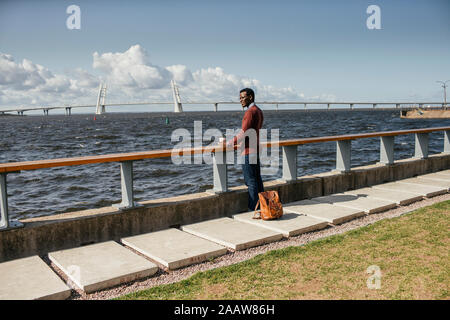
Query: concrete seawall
1,153,449,263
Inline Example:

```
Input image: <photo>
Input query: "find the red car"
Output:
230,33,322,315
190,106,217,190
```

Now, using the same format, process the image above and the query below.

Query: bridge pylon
95,82,107,115
171,80,183,112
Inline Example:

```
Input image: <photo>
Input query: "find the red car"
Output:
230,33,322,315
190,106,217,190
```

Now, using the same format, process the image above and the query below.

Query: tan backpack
253,190,283,220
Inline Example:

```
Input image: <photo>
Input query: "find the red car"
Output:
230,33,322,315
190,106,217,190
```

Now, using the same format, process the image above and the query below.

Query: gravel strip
50,193,449,300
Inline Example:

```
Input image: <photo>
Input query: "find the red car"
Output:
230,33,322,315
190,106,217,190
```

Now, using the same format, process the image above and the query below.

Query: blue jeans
242,154,264,211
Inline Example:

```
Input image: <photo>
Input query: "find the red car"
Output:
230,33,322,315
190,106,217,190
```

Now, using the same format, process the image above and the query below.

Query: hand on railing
209,137,237,153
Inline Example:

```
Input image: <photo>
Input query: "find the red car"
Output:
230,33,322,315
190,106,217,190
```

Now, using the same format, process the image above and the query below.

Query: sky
0,0,449,113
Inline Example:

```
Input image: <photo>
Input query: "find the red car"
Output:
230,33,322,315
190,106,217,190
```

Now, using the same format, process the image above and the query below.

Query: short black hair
240,88,255,101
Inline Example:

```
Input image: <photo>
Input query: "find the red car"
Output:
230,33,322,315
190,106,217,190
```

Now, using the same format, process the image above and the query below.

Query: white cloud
0,53,101,107
93,44,172,89
166,64,194,86
190,67,250,98
69,68,100,89
0,54,46,90
0,44,323,109
185,67,307,101
91,45,310,102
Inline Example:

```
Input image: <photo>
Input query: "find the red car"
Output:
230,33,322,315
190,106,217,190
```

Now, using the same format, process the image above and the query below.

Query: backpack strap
252,200,261,219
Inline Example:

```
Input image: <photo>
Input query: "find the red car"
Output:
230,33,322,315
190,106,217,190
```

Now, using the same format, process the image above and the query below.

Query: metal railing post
414,133,429,159
281,145,297,182
0,173,8,229
0,173,23,230
113,161,136,209
336,140,352,172
444,130,450,154
380,136,395,164
212,151,228,193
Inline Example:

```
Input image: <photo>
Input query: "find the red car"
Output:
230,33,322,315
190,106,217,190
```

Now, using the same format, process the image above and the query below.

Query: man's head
239,88,255,108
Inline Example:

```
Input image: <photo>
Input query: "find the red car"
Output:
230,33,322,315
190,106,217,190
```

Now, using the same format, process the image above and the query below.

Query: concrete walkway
121,228,227,270
0,169,449,299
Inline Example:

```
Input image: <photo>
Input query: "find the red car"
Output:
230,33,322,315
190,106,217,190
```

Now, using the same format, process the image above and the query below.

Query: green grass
117,200,450,300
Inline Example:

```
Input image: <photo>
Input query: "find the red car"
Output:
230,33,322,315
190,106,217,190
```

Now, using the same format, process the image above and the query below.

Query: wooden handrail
1,126,449,173
264,127,450,147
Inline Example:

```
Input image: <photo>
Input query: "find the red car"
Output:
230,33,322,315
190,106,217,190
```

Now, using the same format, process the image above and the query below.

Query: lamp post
436,80,449,109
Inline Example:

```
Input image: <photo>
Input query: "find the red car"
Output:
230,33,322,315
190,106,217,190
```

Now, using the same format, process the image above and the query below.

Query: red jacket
229,104,264,155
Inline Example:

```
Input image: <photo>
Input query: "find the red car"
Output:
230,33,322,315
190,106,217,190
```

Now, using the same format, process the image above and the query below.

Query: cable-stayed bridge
0,81,447,116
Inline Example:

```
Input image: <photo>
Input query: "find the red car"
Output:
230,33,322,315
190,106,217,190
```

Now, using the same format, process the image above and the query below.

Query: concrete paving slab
372,181,446,198
344,187,423,206
232,211,328,237
397,177,450,191
418,173,450,182
0,255,71,300
416,177,450,189
284,199,365,225
312,193,396,214
121,228,227,270
48,241,158,293
181,217,283,251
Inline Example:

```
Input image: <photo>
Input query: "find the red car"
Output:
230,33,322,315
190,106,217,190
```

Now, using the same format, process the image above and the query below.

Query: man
226,88,264,212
